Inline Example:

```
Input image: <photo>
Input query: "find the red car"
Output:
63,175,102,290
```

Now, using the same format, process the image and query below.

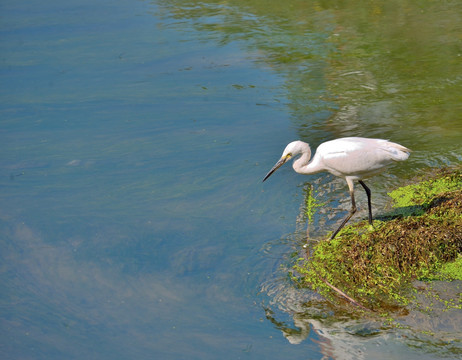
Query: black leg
358,180,373,225
330,189,357,240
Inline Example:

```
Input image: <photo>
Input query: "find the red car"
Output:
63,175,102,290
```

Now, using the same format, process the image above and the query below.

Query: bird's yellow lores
263,137,411,239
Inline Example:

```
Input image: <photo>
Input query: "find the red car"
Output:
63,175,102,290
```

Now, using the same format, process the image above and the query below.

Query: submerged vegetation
293,167,462,312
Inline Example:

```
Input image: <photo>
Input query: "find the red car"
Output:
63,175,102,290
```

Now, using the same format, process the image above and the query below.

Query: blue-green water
1,1,461,359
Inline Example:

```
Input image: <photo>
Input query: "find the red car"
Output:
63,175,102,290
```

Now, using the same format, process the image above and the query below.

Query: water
1,0,461,359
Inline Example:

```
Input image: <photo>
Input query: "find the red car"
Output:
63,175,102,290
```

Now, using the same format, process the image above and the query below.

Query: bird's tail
386,141,411,161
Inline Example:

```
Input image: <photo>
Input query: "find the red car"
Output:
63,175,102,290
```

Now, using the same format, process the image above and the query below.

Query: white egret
263,137,411,239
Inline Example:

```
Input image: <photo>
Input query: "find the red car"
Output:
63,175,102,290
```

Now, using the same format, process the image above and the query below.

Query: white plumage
263,137,411,239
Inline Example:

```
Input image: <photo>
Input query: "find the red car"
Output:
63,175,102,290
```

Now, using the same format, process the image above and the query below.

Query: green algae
426,254,462,281
388,169,462,215
293,167,462,312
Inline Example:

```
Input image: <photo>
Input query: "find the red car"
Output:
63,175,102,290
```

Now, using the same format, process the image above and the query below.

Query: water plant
293,167,462,312
295,183,326,238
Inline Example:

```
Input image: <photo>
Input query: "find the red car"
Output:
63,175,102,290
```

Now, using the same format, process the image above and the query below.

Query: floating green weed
388,169,461,213
422,254,462,281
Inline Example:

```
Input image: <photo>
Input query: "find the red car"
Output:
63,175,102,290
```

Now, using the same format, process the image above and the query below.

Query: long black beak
262,157,289,182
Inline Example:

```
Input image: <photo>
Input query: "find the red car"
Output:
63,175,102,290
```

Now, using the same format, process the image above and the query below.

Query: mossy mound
293,168,462,312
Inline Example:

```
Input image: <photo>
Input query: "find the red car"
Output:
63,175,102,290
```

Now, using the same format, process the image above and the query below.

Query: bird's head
262,141,307,182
